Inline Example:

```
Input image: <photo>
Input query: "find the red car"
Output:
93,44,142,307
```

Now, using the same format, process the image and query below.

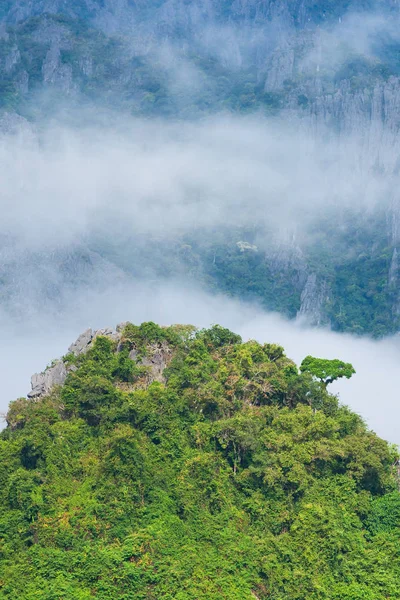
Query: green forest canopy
0,322,399,599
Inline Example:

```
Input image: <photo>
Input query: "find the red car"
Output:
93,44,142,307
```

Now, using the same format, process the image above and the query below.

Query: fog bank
0,115,391,252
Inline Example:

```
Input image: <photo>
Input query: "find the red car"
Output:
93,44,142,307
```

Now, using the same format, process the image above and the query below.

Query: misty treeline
1,322,400,598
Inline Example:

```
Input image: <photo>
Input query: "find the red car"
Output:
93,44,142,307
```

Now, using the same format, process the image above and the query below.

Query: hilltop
1,321,400,599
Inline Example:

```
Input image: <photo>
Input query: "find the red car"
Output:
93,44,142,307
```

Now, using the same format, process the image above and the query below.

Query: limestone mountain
1,0,400,335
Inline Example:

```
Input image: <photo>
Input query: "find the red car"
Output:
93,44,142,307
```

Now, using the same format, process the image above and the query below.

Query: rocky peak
67,326,123,356
28,324,124,398
27,322,175,399
28,359,68,399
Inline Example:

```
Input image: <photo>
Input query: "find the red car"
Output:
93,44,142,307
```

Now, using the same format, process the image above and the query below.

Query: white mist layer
0,115,392,253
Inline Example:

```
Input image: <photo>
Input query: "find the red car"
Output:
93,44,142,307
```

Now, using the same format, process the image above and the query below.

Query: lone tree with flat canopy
300,356,355,387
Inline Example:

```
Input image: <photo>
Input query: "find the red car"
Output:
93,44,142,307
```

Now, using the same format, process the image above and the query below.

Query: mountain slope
1,322,399,598
2,0,400,336
2,0,400,123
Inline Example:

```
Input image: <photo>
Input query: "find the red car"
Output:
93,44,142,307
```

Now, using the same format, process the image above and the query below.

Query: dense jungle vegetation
1,322,399,599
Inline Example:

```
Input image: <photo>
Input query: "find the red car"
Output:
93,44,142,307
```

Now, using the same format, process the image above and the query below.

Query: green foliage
0,322,399,598
196,324,242,349
121,321,188,353
366,491,400,536
300,355,356,386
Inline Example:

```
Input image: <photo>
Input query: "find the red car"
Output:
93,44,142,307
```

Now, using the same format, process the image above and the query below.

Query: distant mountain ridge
1,0,400,123
2,0,400,336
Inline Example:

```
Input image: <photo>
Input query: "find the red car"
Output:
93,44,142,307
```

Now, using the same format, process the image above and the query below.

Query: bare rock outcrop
67,326,122,356
28,324,125,398
28,360,67,399
137,342,174,384
68,328,95,356
27,323,174,399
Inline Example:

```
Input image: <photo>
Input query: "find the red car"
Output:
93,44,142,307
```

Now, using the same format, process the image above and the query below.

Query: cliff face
2,0,400,150
297,273,331,327
0,0,357,31
1,0,400,334
2,0,400,137
4,0,399,29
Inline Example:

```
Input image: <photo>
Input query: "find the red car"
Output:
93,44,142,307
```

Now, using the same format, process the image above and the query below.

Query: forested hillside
1,322,399,598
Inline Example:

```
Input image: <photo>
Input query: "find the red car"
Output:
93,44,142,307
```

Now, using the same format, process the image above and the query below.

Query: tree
300,356,355,387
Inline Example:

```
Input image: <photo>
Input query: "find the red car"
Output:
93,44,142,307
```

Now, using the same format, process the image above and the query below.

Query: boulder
28,360,67,399
68,328,94,355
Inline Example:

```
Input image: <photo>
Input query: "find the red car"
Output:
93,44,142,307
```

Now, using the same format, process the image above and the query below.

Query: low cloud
301,10,400,77
0,113,392,254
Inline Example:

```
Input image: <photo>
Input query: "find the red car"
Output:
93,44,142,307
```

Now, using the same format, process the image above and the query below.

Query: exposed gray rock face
138,341,173,384
41,28,76,94
68,328,95,355
299,77,400,173
0,22,9,41
68,326,122,356
264,40,296,91
389,248,398,286
43,45,66,86
128,348,138,361
28,323,127,398
297,273,330,326
15,70,29,94
388,248,400,317
28,359,67,399
266,236,309,290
